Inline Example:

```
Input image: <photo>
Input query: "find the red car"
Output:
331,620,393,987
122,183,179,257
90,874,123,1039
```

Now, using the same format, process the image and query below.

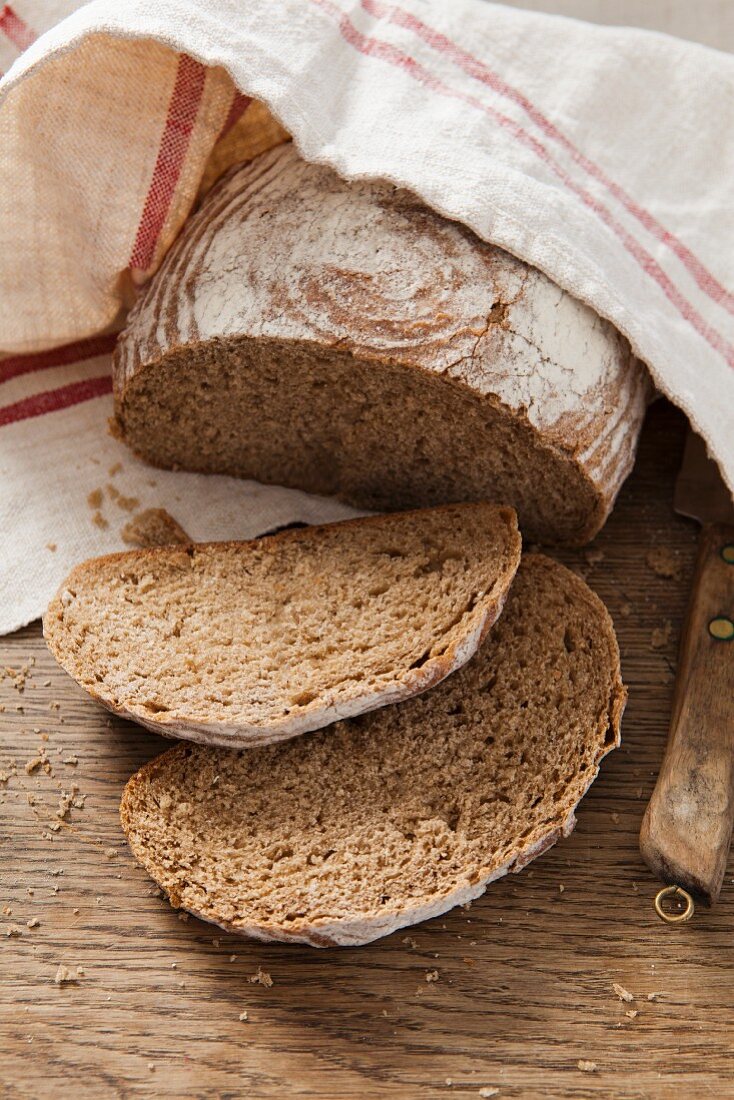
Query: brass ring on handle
654,884,695,924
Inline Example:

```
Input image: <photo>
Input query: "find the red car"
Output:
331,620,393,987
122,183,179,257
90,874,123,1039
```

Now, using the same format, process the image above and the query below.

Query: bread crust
113,144,650,545
44,503,520,747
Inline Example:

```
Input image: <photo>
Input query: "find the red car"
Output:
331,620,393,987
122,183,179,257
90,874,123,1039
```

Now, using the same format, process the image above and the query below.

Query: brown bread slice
113,143,650,546
120,555,625,947
44,503,520,747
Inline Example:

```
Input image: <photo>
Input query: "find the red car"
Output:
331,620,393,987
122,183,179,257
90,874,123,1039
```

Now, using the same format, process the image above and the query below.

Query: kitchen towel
1,0,732,633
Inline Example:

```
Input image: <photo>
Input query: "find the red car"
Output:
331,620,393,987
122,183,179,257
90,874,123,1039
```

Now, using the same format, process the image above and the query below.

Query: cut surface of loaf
44,503,520,747
114,143,649,544
120,556,626,947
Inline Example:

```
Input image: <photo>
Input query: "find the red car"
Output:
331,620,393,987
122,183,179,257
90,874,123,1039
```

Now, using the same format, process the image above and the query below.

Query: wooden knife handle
640,522,734,905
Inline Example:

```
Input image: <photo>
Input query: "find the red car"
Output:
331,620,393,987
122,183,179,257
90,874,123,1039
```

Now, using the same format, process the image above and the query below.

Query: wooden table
4,399,734,1099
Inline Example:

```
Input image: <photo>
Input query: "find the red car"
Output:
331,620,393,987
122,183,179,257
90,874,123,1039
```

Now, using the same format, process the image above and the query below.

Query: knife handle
640,522,734,905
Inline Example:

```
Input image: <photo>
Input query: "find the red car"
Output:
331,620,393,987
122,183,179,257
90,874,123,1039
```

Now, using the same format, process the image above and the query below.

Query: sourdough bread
44,503,520,747
120,555,625,947
114,143,649,545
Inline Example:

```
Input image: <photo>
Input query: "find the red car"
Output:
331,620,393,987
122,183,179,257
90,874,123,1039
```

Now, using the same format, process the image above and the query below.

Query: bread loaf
120,555,625,947
114,144,648,545
44,503,520,747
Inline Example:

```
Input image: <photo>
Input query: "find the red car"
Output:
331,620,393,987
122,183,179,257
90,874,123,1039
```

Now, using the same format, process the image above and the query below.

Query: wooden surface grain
4,400,734,1100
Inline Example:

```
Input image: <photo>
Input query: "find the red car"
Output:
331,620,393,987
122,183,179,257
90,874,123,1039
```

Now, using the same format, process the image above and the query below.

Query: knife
640,428,734,907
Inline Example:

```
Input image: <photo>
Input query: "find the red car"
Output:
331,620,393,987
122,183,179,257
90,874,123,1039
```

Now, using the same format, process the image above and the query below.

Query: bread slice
44,503,520,748
113,143,649,545
120,555,626,947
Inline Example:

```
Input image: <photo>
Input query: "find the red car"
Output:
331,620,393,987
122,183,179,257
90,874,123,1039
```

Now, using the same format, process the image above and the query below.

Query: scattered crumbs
229,955,237,963
248,968,273,988
55,964,83,984
73,908,79,916
178,912,189,922
49,701,61,711
402,936,419,950
27,918,40,929
611,812,620,824
462,957,477,968
3,907,12,917
577,1061,597,1073
620,601,633,618
26,888,34,896
57,792,74,820
0,772,8,785
625,1010,638,1019
613,982,635,1003
49,822,61,833
148,1064,155,1072
171,963,177,969
646,547,681,579
7,925,23,937
558,884,565,893
651,620,673,649
121,508,190,548
25,756,43,775
105,848,118,860
46,543,57,552
108,462,122,476
479,1089,499,1098
87,488,103,510
92,510,108,529
106,484,139,512
238,1011,249,1022
445,1080,452,1087
425,969,439,983
584,548,605,566
648,992,662,1002
212,938,220,948
63,757,78,767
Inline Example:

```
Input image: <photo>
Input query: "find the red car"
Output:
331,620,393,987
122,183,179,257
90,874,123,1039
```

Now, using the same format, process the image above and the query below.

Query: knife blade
640,428,734,906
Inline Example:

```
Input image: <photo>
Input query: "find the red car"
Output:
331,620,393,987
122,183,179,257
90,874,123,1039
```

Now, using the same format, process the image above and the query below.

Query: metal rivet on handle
709,616,734,641
721,544,734,565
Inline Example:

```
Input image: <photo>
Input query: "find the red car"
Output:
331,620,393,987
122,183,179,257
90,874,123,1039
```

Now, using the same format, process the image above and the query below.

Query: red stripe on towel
219,90,252,139
129,53,207,274
0,375,112,427
0,5,36,52
0,334,117,385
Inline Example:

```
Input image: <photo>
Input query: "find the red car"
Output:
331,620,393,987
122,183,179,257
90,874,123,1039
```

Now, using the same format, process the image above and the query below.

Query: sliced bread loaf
120,555,626,947
44,503,520,747
113,142,649,544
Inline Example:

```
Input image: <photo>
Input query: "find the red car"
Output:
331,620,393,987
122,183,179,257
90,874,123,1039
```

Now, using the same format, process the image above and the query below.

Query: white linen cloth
1,0,732,633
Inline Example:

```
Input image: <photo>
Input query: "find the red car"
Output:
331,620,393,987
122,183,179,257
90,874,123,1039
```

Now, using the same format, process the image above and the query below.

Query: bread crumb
92,510,108,529
87,488,103,509
121,508,190,548
108,463,122,476
54,964,83,984
577,1060,597,1073
212,938,220,948
25,757,43,775
611,812,619,823
402,936,419,950
479,1090,499,1098
106,484,139,512
558,884,565,893
651,620,673,649
238,1011,249,1022
625,1009,638,1019
63,757,78,766
584,548,605,566
248,968,273,988
46,543,57,552
425,969,439,982
646,547,681,579
647,992,662,1001
6,925,22,937
177,912,189,922
229,955,237,962
105,848,118,859
27,918,39,929
613,982,634,1003
619,602,632,618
